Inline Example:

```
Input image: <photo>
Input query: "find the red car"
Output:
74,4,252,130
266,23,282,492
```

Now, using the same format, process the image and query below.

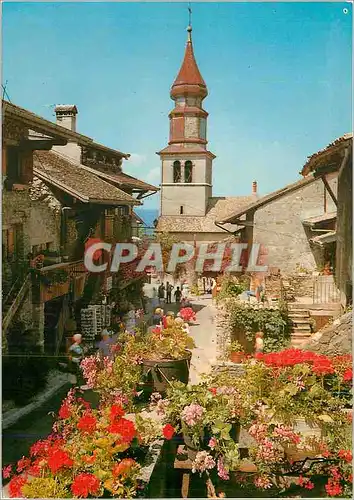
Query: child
254,332,264,354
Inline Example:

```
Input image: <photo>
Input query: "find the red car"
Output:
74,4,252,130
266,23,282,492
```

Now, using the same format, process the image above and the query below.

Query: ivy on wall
228,301,292,353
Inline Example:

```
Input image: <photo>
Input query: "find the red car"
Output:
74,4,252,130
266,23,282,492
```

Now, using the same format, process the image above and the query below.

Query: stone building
301,133,352,308
156,26,256,243
2,100,158,354
216,173,338,275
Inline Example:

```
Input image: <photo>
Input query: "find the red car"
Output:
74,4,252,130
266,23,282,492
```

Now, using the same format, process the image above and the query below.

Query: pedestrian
166,282,174,304
97,330,115,359
68,334,86,388
182,282,189,300
152,287,159,310
158,283,166,304
174,286,182,304
254,332,264,354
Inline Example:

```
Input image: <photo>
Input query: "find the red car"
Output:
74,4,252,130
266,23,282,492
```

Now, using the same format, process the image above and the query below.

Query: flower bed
3,389,164,498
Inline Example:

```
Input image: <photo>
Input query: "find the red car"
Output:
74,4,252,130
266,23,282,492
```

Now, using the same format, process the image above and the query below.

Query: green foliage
216,276,247,303
227,340,244,354
228,302,291,352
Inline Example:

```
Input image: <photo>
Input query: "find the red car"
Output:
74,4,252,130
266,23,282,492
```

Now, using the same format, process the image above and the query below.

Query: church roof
156,196,255,233
170,27,208,99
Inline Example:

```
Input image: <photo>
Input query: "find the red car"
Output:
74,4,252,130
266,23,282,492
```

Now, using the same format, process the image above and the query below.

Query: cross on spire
188,2,192,27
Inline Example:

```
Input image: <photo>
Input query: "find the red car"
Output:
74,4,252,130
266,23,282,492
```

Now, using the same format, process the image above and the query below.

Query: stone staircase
288,304,313,347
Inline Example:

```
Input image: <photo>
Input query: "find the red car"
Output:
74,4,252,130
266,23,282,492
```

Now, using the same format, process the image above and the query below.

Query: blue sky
3,2,352,210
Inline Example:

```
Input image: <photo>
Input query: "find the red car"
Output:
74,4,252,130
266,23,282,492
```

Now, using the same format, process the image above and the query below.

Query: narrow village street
188,297,217,384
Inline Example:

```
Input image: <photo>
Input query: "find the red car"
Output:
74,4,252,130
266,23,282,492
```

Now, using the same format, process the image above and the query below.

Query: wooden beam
321,177,337,207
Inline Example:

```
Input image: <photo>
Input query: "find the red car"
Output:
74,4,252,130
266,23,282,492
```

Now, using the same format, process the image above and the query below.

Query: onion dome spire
170,25,208,99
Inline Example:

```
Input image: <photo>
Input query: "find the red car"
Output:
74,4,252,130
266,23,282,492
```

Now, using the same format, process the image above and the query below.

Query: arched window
173,160,181,183
185,161,193,183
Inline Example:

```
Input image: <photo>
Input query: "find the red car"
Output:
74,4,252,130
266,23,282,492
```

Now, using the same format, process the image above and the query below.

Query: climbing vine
228,302,292,352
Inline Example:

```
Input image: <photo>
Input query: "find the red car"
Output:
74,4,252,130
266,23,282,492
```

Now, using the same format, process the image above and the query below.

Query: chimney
55,105,78,132
252,180,257,195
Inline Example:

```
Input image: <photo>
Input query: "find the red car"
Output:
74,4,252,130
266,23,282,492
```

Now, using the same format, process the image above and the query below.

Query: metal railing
312,275,341,304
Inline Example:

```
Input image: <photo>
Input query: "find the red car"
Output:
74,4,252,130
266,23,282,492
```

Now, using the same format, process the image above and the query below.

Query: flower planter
142,351,192,394
183,422,241,461
230,352,245,363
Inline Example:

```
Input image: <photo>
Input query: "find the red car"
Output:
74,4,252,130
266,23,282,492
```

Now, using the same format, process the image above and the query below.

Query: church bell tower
158,25,215,217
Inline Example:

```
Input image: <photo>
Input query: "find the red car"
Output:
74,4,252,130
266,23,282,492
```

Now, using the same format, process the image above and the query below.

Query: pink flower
217,457,230,480
208,437,218,449
2,465,12,479
182,404,205,426
192,451,216,473
254,475,273,489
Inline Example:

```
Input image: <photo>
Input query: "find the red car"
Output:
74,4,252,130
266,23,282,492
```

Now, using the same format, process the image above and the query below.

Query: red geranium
108,418,136,443
71,473,101,498
338,449,352,463
179,307,196,322
77,413,97,433
47,449,73,473
325,479,343,497
58,402,71,419
8,475,27,498
16,456,31,473
343,368,353,382
110,404,125,421
163,424,175,440
312,356,334,376
112,458,137,477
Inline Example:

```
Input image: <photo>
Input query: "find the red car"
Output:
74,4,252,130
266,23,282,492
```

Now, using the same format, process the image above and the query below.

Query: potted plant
227,341,245,363
151,380,241,477
139,324,196,394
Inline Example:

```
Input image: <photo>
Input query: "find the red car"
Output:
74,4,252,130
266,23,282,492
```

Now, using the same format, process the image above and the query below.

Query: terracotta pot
230,352,244,363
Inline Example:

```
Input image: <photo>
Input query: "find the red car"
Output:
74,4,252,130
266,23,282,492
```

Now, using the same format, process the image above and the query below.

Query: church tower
158,25,215,217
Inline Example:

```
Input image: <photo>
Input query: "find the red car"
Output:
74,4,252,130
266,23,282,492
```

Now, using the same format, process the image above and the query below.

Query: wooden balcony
38,260,88,302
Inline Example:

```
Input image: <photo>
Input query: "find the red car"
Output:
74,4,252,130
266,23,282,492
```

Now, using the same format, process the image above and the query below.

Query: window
173,161,181,183
180,206,184,215
3,225,22,261
185,161,193,183
117,206,129,216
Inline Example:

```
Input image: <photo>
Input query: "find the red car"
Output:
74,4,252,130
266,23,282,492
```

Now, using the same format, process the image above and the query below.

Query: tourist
68,334,86,388
151,287,159,310
97,330,115,359
174,286,182,304
164,311,175,328
182,281,189,300
158,283,166,303
254,332,264,354
166,282,174,304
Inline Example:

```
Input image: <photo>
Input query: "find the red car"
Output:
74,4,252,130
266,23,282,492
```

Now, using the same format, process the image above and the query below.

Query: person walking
68,334,86,388
166,282,174,304
174,286,182,304
97,330,115,360
158,283,166,304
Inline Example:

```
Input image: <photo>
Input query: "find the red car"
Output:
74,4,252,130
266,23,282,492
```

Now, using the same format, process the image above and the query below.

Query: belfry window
184,161,193,183
173,160,181,183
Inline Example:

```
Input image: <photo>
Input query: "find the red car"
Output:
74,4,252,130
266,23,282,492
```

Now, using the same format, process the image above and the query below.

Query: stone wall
215,306,232,358
302,312,352,356
253,177,337,274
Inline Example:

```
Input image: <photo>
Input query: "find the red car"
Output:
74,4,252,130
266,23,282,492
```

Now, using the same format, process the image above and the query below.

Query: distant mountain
134,208,159,227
